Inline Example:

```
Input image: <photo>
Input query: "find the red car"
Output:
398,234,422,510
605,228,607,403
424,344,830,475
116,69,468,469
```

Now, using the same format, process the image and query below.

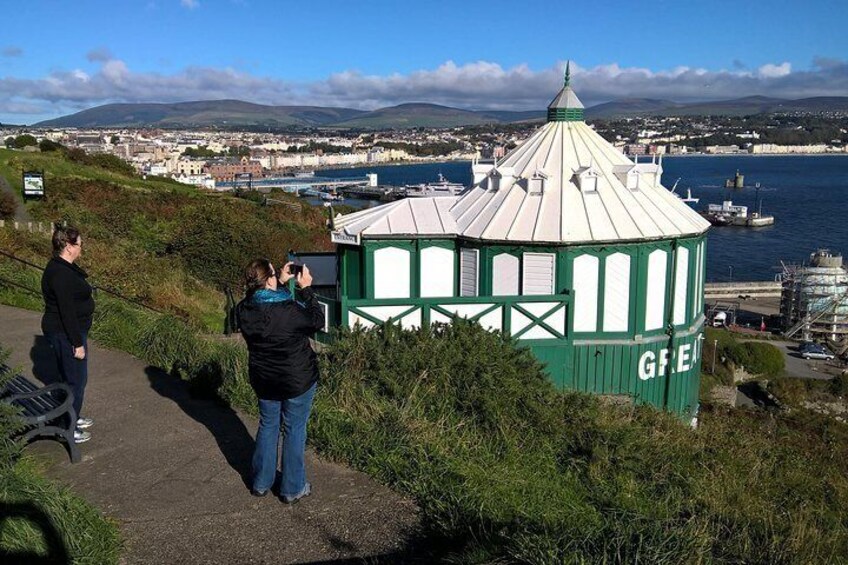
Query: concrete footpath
1,304,421,564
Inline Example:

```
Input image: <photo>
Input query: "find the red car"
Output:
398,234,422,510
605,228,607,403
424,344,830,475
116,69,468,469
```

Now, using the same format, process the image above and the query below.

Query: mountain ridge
33,96,848,129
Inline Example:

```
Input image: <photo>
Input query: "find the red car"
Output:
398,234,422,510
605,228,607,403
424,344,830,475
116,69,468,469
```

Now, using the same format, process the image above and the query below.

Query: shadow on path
144,366,254,489
29,335,59,386
0,501,69,565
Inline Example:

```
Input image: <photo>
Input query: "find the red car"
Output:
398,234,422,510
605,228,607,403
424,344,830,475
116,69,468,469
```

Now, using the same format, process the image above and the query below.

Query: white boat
404,173,465,198
701,200,774,227
670,178,699,204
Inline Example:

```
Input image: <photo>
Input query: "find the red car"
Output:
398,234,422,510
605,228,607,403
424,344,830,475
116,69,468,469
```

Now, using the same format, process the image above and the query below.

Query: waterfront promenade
1,304,420,564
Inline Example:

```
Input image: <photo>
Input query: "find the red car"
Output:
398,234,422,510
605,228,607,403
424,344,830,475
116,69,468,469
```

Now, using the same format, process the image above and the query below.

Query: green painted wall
333,234,707,419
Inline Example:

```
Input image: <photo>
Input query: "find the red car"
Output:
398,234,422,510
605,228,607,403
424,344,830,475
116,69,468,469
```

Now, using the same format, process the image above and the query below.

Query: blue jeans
45,331,88,420
252,382,316,497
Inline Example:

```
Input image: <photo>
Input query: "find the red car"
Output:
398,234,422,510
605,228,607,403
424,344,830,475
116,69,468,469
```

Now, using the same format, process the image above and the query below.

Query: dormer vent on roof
491,166,517,191
573,165,600,193
527,169,549,195
471,159,495,186
613,164,640,190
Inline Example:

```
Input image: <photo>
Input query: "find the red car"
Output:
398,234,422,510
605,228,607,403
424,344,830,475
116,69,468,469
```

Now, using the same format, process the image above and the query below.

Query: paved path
1,304,421,564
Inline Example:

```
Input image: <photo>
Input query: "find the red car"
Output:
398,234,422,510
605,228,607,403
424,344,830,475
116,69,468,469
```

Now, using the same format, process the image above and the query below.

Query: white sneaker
74,429,91,444
77,417,94,429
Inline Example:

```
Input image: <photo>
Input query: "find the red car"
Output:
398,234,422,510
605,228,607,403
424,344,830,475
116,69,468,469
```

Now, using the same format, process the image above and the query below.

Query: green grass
0,148,195,195
0,350,121,564
0,458,122,564
309,322,848,564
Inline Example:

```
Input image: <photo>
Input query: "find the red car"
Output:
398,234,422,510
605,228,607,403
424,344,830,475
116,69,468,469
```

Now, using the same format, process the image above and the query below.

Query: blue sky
1,0,847,124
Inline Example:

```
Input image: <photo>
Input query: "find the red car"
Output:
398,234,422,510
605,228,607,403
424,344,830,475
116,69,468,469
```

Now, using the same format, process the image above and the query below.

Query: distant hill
35,100,368,128
587,96,848,118
33,96,848,129
333,103,502,129
585,99,683,118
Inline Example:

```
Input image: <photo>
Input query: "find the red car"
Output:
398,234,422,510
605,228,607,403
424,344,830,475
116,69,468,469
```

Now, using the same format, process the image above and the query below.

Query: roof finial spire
564,60,571,87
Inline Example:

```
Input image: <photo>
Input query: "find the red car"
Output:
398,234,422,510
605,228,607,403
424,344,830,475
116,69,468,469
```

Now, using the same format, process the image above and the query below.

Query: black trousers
45,331,88,420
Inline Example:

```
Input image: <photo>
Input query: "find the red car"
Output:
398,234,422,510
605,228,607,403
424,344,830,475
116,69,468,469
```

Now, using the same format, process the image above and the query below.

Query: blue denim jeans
252,382,316,497
45,331,88,419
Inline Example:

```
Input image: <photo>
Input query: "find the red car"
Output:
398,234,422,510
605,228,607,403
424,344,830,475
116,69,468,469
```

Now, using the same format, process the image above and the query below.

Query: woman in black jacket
238,258,325,503
41,225,95,444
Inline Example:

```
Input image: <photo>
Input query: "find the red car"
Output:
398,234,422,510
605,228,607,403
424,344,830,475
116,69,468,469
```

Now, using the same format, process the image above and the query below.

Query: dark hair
243,258,274,297
52,225,81,257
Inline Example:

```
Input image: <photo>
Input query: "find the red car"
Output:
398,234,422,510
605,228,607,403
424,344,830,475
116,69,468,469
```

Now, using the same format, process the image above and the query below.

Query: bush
0,350,23,468
732,341,785,377
830,373,848,397
704,328,785,379
311,322,848,563
0,190,16,220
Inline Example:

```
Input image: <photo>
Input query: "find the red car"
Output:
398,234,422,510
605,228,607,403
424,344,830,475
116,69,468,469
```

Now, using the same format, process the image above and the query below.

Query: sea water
324,155,848,282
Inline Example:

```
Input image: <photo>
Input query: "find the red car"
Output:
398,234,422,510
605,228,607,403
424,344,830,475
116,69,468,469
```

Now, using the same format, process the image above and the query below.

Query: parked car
800,343,835,361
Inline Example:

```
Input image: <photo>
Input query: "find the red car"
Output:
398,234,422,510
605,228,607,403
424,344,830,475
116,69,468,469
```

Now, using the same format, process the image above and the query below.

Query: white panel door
603,253,631,332
459,248,478,297
698,241,706,313
673,246,690,325
691,243,702,319
522,252,555,295
373,246,410,298
572,254,599,332
420,246,455,297
645,249,668,331
492,253,520,296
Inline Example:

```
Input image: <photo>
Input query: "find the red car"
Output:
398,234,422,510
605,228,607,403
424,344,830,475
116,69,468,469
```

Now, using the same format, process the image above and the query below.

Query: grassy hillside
0,148,331,330
2,148,847,563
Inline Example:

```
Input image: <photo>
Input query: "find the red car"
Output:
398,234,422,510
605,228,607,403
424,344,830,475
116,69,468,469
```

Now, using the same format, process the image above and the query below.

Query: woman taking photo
238,258,325,503
41,225,95,444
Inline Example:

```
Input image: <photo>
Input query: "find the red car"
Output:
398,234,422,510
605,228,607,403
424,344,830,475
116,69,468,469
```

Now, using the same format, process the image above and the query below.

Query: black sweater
237,287,326,401
41,257,95,347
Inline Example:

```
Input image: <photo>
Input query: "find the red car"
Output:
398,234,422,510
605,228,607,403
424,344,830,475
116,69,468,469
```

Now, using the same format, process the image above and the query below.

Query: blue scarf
252,287,293,304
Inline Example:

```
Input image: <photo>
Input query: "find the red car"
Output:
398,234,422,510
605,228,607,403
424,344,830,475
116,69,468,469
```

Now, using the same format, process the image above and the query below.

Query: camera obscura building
317,70,711,420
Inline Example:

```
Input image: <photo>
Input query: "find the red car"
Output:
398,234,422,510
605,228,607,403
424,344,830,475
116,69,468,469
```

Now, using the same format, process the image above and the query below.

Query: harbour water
323,155,848,282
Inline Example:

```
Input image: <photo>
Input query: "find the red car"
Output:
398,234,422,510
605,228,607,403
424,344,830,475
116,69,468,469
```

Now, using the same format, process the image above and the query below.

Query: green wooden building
316,66,711,421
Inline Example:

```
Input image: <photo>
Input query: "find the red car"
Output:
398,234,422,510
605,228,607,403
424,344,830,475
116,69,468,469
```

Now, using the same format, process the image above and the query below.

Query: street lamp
711,339,718,374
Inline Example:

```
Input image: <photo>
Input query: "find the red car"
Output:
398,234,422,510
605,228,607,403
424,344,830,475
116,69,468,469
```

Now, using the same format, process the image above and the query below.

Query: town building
203,156,263,182
314,65,711,420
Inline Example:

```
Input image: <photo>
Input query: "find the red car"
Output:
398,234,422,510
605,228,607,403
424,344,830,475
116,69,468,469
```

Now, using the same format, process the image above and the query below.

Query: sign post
22,171,45,200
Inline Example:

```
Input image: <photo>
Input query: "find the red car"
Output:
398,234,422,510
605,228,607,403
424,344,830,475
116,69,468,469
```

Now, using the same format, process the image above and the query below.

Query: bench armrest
4,382,75,425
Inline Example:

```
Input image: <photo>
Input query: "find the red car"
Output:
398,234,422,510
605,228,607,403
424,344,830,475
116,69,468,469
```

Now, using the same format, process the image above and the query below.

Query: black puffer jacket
41,257,95,347
237,287,325,401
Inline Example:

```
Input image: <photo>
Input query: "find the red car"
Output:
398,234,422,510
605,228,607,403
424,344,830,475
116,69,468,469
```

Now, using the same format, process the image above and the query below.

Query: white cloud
758,62,791,78
180,0,199,9
1,57,846,122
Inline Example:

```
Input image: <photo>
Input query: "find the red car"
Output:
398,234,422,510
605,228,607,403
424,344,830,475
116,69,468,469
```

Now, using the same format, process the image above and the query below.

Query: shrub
733,341,785,377
830,373,848,397
312,323,848,563
0,190,16,220
0,349,23,468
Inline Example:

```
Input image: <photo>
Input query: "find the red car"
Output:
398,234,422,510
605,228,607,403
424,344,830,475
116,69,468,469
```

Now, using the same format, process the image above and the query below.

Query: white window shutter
459,248,478,297
522,253,555,295
492,253,520,296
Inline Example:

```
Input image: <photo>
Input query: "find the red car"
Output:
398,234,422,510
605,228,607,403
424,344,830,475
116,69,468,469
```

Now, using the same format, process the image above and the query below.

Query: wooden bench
0,367,80,463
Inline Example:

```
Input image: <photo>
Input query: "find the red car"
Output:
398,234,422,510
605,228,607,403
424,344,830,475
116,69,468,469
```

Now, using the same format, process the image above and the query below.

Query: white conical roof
448,120,710,243
333,80,710,245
